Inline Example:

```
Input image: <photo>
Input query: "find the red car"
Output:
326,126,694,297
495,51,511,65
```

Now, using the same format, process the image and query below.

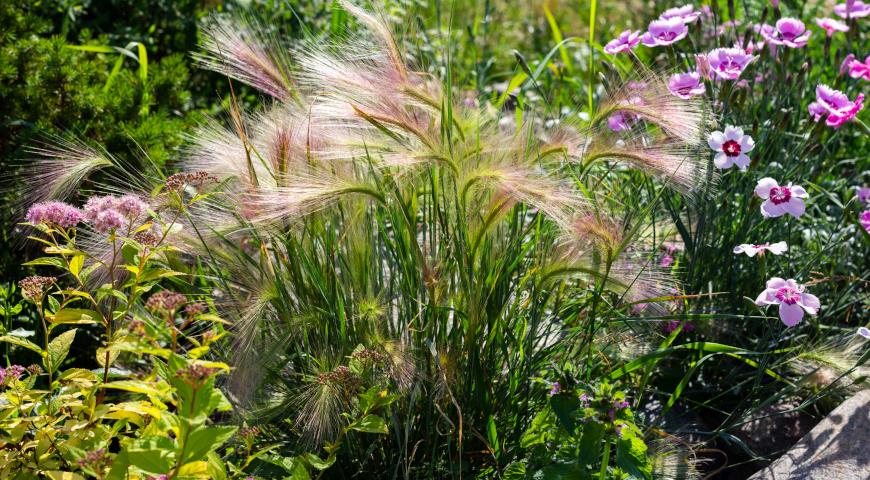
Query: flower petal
798,293,820,315
740,135,755,152
713,152,733,169
723,125,743,140
790,185,808,197
734,154,751,171
782,198,806,218
779,302,805,327
755,288,777,306
767,241,788,255
755,177,778,198
761,200,786,218
708,131,725,150
766,277,787,289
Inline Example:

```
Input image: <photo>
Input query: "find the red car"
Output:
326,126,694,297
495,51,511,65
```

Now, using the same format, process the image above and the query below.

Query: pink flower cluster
25,201,83,228
0,365,26,385
83,194,149,234
834,0,870,18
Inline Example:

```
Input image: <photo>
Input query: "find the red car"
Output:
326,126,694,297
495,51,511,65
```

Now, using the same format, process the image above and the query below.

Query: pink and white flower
815,17,850,36
668,72,706,98
755,178,808,218
840,53,856,75
835,0,870,18
641,17,689,47
857,186,870,204
706,47,756,80
760,18,812,48
846,55,870,80
808,84,865,128
660,4,701,23
604,30,642,54
733,241,788,256
755,278,820,327
708,126,754,171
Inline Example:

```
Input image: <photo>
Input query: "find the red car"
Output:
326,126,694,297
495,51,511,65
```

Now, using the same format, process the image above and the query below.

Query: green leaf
182,426,237,463
125,436,176,474
304,453,336,471
0,335,43,354
46,329,77,374
550,394,580,435
50,308,103,325
23,257,66,268
578,421,604,468
69,254,85,277
350,414,388,434
102,380,167,398
616,432,652,480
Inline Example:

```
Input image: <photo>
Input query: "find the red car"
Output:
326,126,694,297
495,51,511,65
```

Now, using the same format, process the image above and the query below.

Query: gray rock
749,390,870,480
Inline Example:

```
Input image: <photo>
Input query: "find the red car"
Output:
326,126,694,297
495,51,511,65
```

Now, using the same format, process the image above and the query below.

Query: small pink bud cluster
145,290,187,315
0,365,26,386
18,276,56,301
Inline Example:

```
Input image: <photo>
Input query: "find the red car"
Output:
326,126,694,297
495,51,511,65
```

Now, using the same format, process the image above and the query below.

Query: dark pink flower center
722,140,741,157
659,32,678,40
769,186,792,204
774,287,800,305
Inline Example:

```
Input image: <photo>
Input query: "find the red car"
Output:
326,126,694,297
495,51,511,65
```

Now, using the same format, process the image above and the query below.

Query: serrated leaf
46,329,77,374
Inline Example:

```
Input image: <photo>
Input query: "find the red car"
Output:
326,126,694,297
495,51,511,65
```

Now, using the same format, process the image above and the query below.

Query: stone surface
749,390,870,479
735,400,815,457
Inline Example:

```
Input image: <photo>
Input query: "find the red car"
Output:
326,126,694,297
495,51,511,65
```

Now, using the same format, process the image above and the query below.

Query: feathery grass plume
241,173,384,226
544,127,715,198
648,437,705,480
592,72,712,146
552,215,676,311
14,135,113,207
195,14,295,101
293,363,361,446
791,335,870,391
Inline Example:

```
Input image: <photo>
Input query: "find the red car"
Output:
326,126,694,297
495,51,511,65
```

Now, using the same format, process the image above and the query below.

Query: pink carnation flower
660,4,701,23
815,17,850,36
668,72,706,98
733,241,788,257
861,209,870,234
604,30,641,54
755,278,820,327
834,0,870,18
641,17,689,47
25,201,83,228
760,18,812,48
857,187,870,204
808,84,865,128
706,47,756,80
755,178,808,218
847,55,870,80
708,126,754,171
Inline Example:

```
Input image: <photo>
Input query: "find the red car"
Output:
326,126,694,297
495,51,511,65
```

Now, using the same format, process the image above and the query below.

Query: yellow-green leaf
50,309,103,325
